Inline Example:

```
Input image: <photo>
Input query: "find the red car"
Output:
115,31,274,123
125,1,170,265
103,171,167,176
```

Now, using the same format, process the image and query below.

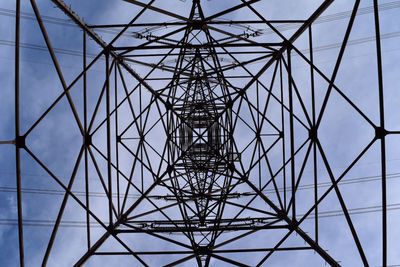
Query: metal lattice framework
6,0,399,266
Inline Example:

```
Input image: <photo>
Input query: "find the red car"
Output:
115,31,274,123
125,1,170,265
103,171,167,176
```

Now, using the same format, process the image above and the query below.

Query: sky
0,0,400,266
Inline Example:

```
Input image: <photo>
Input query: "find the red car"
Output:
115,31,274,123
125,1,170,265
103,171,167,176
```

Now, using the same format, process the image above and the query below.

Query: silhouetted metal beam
95,246,311,255
115,224,288,233
14,0,24,266
373,1,387,266
89,20,305,28
112,43,282,51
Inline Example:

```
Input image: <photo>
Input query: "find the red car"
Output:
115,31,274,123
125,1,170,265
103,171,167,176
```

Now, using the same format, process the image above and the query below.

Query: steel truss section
5,0,398,266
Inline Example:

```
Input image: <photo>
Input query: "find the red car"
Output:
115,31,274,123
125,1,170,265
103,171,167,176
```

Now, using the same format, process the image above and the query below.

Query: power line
0,7,120,35
0,29,399,64
0,172,399,199
1,1,399,34
0,39,97,58
266,1,400,33
0,203,399,228
0,1,398,59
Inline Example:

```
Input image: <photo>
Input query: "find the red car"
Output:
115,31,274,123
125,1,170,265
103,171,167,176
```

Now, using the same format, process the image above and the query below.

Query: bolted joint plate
15,135,26,149
84,133,92,147
309,126,318,141
374,126,387,140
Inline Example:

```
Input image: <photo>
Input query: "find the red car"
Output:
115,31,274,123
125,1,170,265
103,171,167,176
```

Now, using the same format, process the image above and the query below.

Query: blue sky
1,0,400,266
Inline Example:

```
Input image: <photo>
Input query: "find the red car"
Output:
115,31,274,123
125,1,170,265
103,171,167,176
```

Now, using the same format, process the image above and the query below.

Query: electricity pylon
8,0,396,266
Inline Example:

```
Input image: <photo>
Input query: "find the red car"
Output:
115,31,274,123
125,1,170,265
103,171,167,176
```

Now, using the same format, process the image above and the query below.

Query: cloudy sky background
0,0,400,266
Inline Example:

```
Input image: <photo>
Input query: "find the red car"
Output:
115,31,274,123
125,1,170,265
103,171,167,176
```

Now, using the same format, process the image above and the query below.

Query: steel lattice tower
4,0,400,266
